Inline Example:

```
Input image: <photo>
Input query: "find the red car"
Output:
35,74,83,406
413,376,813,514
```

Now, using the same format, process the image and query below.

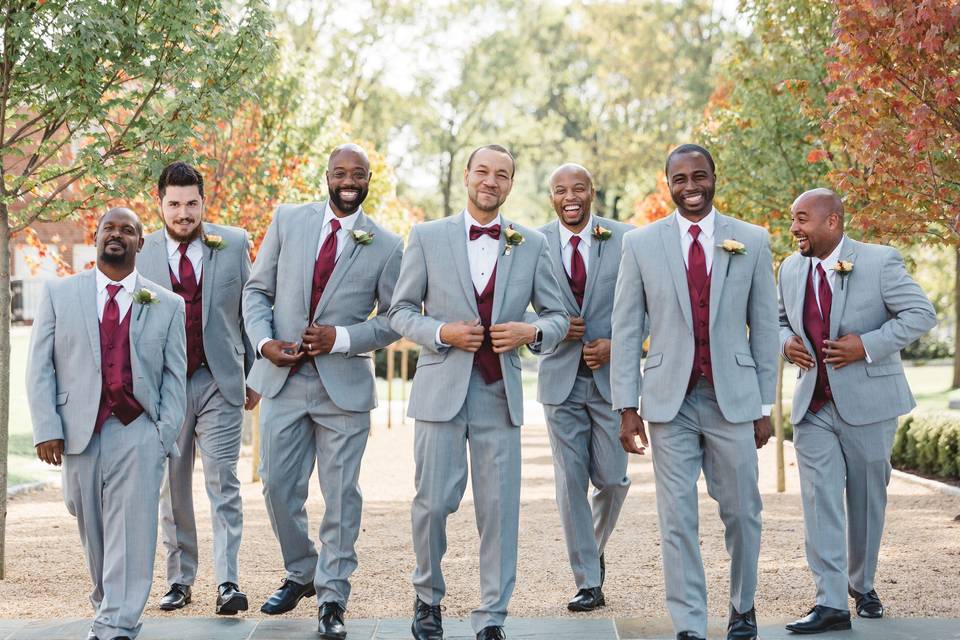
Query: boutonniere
503,224,524,255
832,260,854,289
718,239,747,255
592,224,613,241
203,234,226,251
133,288,158,305
351,229,375,245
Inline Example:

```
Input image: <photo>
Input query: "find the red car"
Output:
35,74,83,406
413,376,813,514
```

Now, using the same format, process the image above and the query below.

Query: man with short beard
27,208,187,640
243,143,403,639
389,144,568,640
532,163,633,612
136,162,257,616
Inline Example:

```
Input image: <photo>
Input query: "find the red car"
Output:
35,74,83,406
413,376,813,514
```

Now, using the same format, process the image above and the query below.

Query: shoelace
416,602,444,621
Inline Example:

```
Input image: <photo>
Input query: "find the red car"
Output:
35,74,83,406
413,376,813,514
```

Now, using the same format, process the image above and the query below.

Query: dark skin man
36,207,144,466
619,151,773,455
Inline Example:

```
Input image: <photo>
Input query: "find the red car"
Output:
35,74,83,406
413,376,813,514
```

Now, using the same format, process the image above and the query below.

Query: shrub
890,412,960,480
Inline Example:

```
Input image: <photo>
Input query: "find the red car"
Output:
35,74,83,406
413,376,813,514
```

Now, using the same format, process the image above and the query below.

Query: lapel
79,270,101,370
580,222,605,314
446,212,480,315
490,216,516,324
828,238,856,339
130,274,149,344
546,222,580,312
708,213,731,330
140,232,174,289
200,231,217,330
792,255,809,331
302,202,326,315
314,210,369,320
658,217,693,329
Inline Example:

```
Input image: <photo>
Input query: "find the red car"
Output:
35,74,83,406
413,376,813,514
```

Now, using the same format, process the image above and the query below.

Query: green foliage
892,412,960,480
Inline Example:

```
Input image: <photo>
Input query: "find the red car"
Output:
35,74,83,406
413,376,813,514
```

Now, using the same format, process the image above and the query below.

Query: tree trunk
953,245,960,389
774,357,785,493
0,203,11,579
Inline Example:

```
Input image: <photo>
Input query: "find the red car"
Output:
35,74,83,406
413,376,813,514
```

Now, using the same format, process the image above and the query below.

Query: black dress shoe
317,601,347,640
159,583,192,611
216,582,249,615
677,633,706,640
477,626,506,640
785,605,852,634
849,586,884,618
567,587,605,612
259,579,316,614
411,597,443,640
727,606,758,639
599,553,606,588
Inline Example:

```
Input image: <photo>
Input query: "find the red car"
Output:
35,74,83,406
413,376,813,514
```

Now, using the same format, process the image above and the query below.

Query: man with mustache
244,143,403,639
532,163,632,612
611,144,778,640
389,144,568,640
779,188,935,634
27,208,187,640
135,161,256,615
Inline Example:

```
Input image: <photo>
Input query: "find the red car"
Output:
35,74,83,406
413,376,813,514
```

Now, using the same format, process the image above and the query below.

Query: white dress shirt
559,215,593,277
96,268,137,322
465,211,501,292
165,232,203,282
675,208,716,273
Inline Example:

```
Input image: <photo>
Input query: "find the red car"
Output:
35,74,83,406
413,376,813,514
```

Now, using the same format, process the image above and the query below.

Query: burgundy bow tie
469,224,501,241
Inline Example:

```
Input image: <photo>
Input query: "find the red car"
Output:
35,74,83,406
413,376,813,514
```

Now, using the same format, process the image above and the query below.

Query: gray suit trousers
543,373,629,589
793,402,897,609
63,414,165,640
412,368,521,634
648,380,763,637
160,366,244,587
259,364,370,605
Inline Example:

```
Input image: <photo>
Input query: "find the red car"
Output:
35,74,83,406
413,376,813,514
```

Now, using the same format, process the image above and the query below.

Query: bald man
531,164,633,611
779,189,935,634
244,144,403,638
27,208,187,640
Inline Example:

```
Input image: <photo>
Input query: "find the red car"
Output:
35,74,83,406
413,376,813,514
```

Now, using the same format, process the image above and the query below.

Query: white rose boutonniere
718,239,747,255
203,234,226,250
133,288,158,305
503,224,524,256
351,229,375,246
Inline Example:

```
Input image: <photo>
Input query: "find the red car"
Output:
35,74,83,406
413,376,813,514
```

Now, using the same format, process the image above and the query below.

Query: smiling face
96,208,143,268
549,164,594,232
667,151,716,220
464,148,514,216
326,148,371,216
160,184,203,242
790,190,844,259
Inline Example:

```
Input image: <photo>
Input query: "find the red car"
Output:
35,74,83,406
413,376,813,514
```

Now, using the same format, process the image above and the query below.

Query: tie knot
106,284,122,300
329,218,342,234
689,225,701,240
816,262,827,278
178,242,190,256
569,235,581,249
469,224,501,241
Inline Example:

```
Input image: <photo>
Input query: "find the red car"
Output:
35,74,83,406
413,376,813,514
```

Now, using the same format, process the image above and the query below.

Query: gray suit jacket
778,237,936,425
610,212,779,424
388,211,569,427
243,202,403,410
26,269,187,456
533,216,633,406
137,223,254,406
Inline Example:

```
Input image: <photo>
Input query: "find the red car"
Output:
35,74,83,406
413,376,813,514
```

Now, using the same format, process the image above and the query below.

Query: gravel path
2,401,959,623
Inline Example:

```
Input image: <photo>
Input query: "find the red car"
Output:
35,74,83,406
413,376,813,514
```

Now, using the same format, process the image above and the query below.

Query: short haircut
467,144,516,178
158,161,205,200
665,144,715,176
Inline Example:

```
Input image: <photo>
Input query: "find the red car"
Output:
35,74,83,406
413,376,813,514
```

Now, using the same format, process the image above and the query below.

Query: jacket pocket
644,352,663,370
416,350,447,367
865,362,901,377
56,391,69,405
234,343,246,355
735,353,757,368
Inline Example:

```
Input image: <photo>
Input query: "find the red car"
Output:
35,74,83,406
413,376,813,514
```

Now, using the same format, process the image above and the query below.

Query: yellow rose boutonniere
718,239,747,255
203,234,226,250
832,260,854,289
503,224,524,255
592,224,613,241
351,229,375,245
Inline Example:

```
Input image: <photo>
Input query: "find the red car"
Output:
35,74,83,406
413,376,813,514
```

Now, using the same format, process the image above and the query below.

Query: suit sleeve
858,247,937,362
777,260,799,359
344,235,404,355
157,299,187,456
747,229,780,406
610,236,647,410
528,238,569,356
239,230,255,374
25,281,64,445
388,226,447,351
243,209,282,350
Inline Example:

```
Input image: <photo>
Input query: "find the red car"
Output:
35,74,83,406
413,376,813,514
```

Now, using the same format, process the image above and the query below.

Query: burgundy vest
171,267,206,377
802,265,833,413
474,266,502,384
95,308,144,432
686,268,713,392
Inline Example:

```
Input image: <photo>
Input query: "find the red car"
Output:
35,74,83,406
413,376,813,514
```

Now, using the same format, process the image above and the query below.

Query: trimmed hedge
891,412,960,480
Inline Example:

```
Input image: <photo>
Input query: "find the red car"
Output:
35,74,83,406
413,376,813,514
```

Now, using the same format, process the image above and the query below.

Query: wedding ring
306,343,312,351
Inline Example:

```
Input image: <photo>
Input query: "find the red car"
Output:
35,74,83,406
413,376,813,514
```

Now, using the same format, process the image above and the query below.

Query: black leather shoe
411,597,443,640
849,586,884,618
567,587,605,612
599,553,606,588
677,633,706,640
317,601,347,640
216,582,249,615
259,579,316,615
727,606,758,639
477,626,506,640
785,605,852,634
159,583,191,611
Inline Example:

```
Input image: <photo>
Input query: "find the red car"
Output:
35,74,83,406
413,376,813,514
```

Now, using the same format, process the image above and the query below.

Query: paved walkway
1,616,958,639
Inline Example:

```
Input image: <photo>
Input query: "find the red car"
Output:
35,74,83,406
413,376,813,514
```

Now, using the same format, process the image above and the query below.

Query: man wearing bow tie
779,189,935,634
389,145,568,640
27,207,187,640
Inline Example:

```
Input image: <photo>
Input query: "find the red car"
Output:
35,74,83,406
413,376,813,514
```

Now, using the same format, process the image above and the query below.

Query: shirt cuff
761,404,773,417
257,337,271,357
331,326,350,354
435,324,449,348
863,344,872,363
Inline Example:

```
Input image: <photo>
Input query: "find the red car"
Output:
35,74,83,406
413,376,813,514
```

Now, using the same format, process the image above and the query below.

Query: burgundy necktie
469,224,501,241
687,225,708,294
178,243,197,292
816,263,832,321
103,283,121,332
310,218,341,320
568,236,586,307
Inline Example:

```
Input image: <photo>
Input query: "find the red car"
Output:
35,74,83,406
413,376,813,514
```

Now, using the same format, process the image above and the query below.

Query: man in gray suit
136,162,256,615
243,144,403,639
389,144,568,640
779,188,936,634
611,144,778,640
533,163,632,612
27,207,187,640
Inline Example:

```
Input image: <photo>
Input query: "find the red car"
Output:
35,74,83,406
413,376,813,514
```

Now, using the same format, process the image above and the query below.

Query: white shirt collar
812,236,845,272
96,267,138,294
164,230,203,258
464,210,502,234
675,208,717,240
558,215,594,249
323,201,360,232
